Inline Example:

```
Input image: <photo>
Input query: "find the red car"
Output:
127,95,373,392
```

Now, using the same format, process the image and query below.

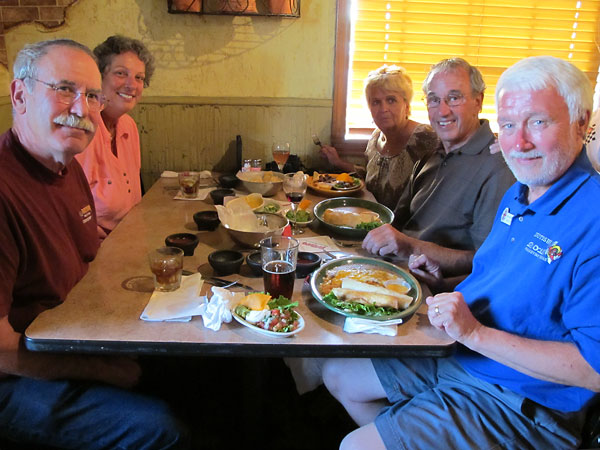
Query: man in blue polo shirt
322,56,600,450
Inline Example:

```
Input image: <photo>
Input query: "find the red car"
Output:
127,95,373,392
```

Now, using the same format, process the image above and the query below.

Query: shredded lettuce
355,221,382,231
322,292,399,317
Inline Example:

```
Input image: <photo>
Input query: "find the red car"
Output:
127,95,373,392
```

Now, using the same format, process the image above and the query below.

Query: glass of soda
178,171,200,198
259,235,299,299
148,247,184,292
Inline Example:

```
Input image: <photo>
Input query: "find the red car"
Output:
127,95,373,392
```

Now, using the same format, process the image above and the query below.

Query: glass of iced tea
148,247,184,292
178,171,200,198
259,235,299,299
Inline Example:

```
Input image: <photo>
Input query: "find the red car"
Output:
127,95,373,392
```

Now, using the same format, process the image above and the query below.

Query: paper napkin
295,236,342,253
343,317,402,336
140,273,205,322
173,187,214,201
161,170,178,178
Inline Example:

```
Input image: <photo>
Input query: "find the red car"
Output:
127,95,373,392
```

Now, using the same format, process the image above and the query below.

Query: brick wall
0,0,78,68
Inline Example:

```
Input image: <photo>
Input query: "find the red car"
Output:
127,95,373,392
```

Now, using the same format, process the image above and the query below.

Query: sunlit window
333,0,600,144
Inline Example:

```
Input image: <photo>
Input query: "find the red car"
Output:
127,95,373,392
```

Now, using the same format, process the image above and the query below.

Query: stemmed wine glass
272,142,290,172
283,172,307,235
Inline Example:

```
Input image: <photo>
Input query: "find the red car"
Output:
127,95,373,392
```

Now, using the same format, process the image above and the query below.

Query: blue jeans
0,376,189,449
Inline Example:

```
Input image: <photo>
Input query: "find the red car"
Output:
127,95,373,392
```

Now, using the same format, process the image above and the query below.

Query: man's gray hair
422,57,486,96
13,39,95,91
495,55,592,124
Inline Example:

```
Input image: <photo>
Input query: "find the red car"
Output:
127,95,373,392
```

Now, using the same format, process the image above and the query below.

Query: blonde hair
364,65,413,106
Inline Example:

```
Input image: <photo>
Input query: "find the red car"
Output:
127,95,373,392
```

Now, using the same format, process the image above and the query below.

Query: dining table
24,174,455,358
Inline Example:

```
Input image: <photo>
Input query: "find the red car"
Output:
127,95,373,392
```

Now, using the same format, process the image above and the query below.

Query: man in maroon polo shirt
0,39,188,449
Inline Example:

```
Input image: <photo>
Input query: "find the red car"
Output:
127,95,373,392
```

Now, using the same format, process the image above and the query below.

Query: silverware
312,134,322,147
204,276,255,291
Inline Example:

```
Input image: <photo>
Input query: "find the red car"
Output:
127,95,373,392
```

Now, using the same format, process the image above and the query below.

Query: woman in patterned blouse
319,65,438,210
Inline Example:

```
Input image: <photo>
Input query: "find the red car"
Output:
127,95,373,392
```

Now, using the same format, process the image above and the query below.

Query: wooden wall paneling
130,98,333,188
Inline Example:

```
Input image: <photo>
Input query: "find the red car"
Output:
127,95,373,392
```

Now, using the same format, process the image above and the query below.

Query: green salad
322,292,399,317
333,177,361,190
286,209,311,222
235,295,300,333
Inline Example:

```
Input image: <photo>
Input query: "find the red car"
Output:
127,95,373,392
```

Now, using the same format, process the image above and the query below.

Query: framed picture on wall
168,0,300,16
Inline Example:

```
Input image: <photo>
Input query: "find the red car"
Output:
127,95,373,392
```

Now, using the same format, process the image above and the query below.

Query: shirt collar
99,116,129,140
435,119,494,156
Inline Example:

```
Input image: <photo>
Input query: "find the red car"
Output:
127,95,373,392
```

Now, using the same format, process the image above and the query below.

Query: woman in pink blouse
76,35,155,239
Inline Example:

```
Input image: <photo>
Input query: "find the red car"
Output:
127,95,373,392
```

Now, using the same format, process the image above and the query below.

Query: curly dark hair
93,35,155,88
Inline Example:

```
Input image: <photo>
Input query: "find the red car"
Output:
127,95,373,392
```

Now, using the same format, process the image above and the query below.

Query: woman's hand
319,145,343,168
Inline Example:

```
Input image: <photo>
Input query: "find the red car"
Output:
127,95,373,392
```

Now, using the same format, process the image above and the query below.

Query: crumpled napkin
343,317,403,336
140,273,205,322
197,286,244,331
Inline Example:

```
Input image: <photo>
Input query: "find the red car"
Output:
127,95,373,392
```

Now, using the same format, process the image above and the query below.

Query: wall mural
0,0,78,68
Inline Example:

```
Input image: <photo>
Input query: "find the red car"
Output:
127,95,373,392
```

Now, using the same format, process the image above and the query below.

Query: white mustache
53,114,95,132
509,150,543,159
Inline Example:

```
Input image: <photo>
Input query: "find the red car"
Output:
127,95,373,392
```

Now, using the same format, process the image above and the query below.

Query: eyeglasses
28,78,106,112
424,93,467,109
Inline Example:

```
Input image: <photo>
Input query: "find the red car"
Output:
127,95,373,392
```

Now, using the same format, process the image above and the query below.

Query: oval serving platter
231,307,305,338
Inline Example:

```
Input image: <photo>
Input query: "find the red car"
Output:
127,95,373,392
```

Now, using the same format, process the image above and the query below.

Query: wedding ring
434,305,440,316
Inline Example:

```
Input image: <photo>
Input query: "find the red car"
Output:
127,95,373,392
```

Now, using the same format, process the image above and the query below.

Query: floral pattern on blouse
361,124,438,210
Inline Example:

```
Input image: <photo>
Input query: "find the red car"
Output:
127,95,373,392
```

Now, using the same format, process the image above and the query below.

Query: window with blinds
342,0,600,139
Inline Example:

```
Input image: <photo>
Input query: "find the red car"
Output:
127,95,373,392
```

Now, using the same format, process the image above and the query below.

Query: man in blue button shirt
322,56,600,450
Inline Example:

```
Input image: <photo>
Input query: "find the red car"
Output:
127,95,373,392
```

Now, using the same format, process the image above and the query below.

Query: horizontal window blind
346,0,600,137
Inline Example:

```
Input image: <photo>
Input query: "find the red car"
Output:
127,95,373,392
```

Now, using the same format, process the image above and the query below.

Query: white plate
231,308,305,338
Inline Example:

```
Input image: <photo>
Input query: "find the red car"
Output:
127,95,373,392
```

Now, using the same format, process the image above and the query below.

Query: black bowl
219,174,240,189
208,250,244,275
193,211,220,231
245,251,263,277
165,233,199,256
210,188,234,205
296,252,321,278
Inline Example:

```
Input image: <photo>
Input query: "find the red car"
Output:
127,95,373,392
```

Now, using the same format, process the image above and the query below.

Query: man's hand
408,253,443,289
362,224,414,257
425,291,482,342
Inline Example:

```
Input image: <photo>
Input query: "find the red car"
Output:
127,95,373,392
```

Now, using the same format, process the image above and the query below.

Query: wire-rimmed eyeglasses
27,77,106,112
424,93,467,109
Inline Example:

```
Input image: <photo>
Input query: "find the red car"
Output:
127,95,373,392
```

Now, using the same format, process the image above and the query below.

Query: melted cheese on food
320,268,402,295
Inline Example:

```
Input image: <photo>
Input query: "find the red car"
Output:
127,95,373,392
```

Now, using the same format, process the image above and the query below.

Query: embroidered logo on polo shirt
547,244,563,264
525,231,562,264
79,204,93,224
